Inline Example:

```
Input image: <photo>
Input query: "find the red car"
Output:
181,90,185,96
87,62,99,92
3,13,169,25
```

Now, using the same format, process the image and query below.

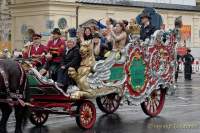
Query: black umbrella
136,7,163,30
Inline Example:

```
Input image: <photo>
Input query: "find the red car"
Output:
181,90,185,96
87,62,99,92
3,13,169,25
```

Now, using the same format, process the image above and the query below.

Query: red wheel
141,88,166,117
29,111,49,126
76,101,96,129
96,93,121,114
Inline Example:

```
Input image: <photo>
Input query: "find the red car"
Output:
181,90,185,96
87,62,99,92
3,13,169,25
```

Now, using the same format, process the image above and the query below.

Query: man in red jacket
41,28,65,80
27,34,46,69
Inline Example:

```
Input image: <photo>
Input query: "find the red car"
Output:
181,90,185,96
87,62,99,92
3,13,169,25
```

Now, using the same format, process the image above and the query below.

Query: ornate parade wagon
17,26,179,129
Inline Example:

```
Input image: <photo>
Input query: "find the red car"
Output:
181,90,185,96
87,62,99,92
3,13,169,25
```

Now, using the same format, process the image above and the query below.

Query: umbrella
136,7,163,30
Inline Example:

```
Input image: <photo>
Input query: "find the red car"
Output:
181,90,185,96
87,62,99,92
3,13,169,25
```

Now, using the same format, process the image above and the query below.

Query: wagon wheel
141,88,166,117
96,93,122,114
29,111,49,126
76,100,96,129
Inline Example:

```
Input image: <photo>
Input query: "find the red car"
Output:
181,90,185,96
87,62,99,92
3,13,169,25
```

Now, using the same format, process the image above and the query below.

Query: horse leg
14,106,26,133
11,77,24,133
8,71,23,133
0,103,12,133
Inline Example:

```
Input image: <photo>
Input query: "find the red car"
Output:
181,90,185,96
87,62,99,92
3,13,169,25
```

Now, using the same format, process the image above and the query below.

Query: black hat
93,32,101,38
32,33,42,39
187,48,191,52
52,28,61,35
140,12,151,19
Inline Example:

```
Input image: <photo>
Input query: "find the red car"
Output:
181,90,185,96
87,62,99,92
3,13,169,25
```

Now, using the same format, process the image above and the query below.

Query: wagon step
30,107,79,116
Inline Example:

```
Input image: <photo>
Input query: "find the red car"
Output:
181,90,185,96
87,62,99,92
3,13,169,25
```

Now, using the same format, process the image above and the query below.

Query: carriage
16,26,178,130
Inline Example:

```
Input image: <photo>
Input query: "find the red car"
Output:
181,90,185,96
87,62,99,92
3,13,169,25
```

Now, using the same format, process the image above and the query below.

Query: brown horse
0,59,30,133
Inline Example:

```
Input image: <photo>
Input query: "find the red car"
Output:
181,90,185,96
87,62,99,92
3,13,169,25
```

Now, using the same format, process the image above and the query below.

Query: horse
0,59,30,133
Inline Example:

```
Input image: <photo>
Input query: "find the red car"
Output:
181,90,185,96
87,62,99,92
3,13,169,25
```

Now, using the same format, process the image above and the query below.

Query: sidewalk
176,73,200,85
177,73,200,78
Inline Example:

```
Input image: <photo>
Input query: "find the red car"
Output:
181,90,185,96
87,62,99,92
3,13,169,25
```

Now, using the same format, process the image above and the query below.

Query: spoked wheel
29,111,49,126
141,88,166,117
96,93,122,114
76,100,96,129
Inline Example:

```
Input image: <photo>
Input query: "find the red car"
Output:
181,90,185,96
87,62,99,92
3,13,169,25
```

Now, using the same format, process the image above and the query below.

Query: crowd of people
18,12,157,91
0,11,195,90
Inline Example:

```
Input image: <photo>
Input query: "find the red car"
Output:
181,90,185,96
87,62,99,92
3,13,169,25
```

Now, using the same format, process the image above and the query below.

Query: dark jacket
140,24,156,41
183,53,194,65
61,45,81,70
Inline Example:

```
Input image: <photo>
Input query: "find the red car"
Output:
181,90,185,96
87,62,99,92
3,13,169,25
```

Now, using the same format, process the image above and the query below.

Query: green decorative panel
109,66,125,81
130,57,146,91
27,75,40,86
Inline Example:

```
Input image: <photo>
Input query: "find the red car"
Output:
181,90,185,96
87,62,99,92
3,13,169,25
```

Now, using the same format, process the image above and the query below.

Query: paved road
4,73,200,133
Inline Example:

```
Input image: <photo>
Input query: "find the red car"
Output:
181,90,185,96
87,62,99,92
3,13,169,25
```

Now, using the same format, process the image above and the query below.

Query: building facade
0,0,12,41
6,0,200,50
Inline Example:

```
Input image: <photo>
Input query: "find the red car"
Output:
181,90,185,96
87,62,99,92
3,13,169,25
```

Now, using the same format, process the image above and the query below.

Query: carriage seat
31,68,64,88
30,68,55,85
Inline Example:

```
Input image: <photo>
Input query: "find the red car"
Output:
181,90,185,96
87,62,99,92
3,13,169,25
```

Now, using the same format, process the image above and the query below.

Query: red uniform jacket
23,44,46,66
46,38,65,63
29,44,46,65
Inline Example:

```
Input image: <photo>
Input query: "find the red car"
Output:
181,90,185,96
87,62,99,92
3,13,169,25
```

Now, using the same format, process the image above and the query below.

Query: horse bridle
0,65,24,99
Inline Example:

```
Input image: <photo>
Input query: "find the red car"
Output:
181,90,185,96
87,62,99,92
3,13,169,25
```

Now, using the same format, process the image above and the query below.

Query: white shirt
53,39,59,45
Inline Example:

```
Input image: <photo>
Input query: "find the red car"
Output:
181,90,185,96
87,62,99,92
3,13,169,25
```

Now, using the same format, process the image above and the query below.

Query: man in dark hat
40,28,65,80
140,12,156,41
182,48,194,80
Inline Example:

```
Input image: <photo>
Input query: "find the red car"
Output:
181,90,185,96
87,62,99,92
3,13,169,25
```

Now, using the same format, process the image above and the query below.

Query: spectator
0,49,11,59
175,54,182,82
182,48,194,80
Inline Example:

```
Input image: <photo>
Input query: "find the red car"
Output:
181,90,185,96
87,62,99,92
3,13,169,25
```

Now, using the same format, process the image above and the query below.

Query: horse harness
0,62,25,99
